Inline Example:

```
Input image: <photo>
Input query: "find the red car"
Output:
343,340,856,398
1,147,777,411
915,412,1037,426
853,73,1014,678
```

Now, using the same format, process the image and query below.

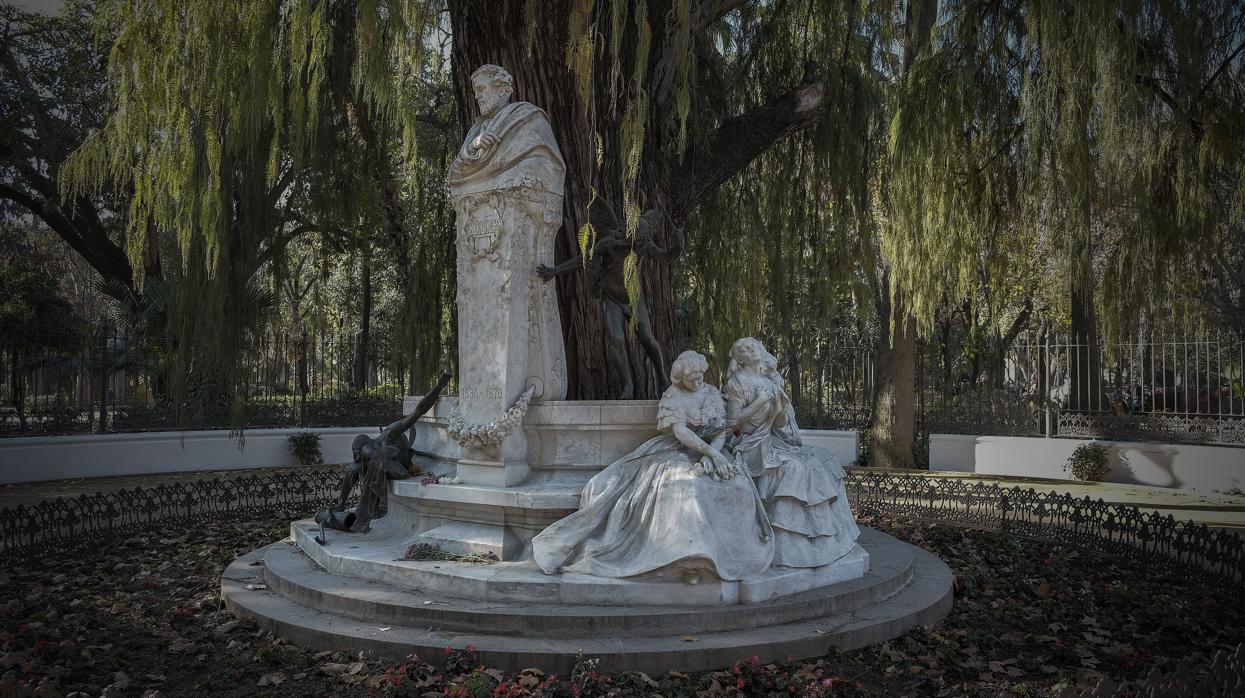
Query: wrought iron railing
796,331,1245,446
846,470,1245,589
1,329,406,436
1056,641,1244,697
6,326,1243,446
3,469,1241,593
0,467,343,567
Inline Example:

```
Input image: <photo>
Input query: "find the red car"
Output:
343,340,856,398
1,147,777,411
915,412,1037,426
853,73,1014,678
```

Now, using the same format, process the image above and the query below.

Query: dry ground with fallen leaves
1,512,1240,697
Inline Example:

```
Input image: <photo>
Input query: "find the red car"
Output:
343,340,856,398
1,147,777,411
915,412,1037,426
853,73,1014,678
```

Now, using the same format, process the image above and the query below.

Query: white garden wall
929,434,1245,493
0,427,365,485
0,425,860,486
800,429,859,467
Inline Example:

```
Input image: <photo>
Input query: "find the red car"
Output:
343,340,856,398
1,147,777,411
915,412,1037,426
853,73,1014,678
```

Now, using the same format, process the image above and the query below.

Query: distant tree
0,222,85,338
0,1,142,299
62,0,458,418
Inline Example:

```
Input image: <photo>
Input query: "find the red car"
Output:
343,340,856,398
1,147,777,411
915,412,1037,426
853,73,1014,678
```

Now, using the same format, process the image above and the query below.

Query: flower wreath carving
447,385,536,448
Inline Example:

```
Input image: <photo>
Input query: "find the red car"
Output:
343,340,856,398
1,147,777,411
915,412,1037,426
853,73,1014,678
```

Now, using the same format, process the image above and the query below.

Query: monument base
221,396,954,672
222,526,952,674
399,396,659,561
289,518,870,606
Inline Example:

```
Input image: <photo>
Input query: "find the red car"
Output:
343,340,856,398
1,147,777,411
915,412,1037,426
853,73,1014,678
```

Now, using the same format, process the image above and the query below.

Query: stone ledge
264,530,909,636
291,519,880,606
389,476,588,510
222,533,953,674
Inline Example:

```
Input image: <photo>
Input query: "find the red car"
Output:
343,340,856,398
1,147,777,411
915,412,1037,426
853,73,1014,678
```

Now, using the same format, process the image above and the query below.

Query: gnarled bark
448,0,826,398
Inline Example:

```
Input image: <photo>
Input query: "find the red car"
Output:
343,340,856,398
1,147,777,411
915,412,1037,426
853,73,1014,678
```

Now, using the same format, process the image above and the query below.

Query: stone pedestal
451,185,566,487
445,65,568,488
400,396,658,560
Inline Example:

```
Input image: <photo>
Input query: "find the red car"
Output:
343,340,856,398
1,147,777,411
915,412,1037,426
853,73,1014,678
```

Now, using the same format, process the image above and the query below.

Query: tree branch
693,0,754,35
0,38,54,145
255,219,352,269
265,165,299,213
1194,39,1245,109
1134,72,1203,137
0,182,135,292
667,71,825,223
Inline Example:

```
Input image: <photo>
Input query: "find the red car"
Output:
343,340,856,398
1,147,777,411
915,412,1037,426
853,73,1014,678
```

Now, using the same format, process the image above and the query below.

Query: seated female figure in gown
724,337,860,568
532,350,773,581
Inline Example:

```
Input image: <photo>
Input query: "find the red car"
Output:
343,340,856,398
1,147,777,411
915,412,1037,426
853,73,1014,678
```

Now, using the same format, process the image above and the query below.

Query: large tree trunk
869,0,937,468
449,1,825,398
353,245,372,390
1070,278,1101,412
871,289,919,469
449,1,604,398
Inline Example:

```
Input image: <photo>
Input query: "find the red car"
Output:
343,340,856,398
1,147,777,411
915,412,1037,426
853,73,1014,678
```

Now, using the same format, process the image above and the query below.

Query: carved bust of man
447,64,565,200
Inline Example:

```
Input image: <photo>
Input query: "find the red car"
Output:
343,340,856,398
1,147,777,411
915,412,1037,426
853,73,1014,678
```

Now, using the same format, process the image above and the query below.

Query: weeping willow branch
693,0,754,35
668,71,825,224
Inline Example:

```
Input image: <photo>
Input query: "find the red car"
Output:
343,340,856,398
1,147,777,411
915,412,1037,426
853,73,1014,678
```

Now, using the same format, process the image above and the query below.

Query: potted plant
287,430,324,466
1064,442,1111,482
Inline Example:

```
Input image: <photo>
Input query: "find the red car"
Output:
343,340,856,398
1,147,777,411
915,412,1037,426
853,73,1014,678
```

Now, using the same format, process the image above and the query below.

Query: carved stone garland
447,385,537,448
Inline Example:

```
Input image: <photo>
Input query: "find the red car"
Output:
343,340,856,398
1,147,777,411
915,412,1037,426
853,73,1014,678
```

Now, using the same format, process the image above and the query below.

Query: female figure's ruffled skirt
734,436,859,568
756,443,859,567
531,435,774,580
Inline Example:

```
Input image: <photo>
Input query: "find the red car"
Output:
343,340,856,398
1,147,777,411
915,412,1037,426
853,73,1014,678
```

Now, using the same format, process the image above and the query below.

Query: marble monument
222,64,952,674
446,63,567,487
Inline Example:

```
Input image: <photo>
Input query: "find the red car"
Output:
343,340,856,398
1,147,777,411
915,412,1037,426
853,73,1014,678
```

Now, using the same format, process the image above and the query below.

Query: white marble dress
531,383,774,580
725,371,860,568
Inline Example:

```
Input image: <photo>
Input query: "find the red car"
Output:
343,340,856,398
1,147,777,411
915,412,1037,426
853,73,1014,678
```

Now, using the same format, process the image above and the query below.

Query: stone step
389,474,588,511
222,538,953,675
260,531,915,638
292,519,872,606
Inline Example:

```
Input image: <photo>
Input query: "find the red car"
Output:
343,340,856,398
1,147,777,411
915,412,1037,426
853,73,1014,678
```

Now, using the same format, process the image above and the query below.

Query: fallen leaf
1036,582,1052,598
256,672,285,687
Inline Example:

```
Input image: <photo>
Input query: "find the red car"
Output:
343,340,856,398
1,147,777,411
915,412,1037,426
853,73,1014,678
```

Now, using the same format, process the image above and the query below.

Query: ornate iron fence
0,467,343,567
2,468,1240,592
0,328,406,436
796,331,1245,446
1057,642,1245,697
844,471,1244,589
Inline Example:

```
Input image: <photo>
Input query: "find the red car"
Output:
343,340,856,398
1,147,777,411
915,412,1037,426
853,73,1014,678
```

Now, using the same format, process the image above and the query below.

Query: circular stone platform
222,527,953,674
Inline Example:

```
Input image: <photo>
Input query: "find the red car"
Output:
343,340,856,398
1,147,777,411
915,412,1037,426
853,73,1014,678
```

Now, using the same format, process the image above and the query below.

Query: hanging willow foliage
887,0,1245,339
677,0,889,379
565,0,595,108
61,0,445,426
